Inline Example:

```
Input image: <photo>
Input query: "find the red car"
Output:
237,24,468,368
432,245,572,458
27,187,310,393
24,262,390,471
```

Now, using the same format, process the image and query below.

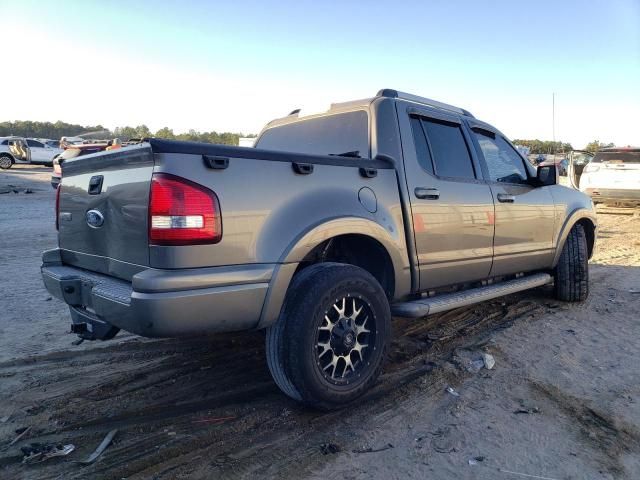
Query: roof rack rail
288,109,301,116
377,89,474,118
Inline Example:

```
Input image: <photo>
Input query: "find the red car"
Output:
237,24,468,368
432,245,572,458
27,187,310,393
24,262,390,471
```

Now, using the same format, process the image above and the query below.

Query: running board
391,273,552,318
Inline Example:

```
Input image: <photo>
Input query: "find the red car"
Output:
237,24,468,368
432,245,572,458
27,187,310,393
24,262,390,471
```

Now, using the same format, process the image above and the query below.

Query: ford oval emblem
85,209,105,228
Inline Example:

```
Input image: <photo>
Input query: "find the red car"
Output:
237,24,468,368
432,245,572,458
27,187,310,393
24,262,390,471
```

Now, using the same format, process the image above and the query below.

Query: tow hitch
69,307,120,341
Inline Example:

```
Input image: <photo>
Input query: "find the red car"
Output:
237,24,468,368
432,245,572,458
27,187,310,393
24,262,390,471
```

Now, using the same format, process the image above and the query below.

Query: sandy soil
0,166,639,480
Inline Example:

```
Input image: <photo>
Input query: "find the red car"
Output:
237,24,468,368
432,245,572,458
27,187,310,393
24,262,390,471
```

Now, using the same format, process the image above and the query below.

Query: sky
1,0,639,148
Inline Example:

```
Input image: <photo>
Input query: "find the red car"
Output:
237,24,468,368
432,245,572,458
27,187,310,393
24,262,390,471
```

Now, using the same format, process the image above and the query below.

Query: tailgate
58,145,154,279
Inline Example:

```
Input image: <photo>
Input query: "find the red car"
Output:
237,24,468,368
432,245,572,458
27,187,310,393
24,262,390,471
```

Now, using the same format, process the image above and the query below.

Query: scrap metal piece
78,429,117,465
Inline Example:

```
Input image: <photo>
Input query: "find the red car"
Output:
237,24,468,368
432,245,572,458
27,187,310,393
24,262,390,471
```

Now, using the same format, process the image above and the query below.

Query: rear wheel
0,155,13,169
554,223,589,302
265,263,390,410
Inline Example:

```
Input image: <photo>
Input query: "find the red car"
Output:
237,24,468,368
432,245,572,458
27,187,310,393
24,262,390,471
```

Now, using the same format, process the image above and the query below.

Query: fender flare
256,217,411,329
551,208,597,267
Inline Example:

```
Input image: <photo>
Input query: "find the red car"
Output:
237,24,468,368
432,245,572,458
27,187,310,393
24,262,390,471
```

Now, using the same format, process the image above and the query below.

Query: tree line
0,121,255,146
0,120,107,141
513,139,616,154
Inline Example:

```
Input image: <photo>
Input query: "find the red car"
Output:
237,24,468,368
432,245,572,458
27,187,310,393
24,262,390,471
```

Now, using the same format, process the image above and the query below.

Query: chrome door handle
414,187,440,200
497,193,515,203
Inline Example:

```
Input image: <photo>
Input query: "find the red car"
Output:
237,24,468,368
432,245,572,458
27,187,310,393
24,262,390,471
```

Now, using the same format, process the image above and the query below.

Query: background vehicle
1,136,63,168
41,89,596,408
0,136,30,169
577,147,640,206
26,138,63,165
50,143,109,189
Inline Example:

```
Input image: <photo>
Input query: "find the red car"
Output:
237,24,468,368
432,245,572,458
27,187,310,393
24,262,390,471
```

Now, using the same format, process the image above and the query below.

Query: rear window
256,111,369,158
593,151,640,163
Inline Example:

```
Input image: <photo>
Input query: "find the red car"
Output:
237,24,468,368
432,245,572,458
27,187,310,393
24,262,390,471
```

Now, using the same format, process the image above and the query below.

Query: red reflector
149,173,222,245
55,184,61,230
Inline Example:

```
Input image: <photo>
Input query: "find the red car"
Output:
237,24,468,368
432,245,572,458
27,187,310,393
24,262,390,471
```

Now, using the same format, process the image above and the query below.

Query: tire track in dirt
0,291,554,480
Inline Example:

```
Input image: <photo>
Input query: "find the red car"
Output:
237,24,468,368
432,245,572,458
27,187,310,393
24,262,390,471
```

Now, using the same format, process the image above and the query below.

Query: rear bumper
41,249,271,338
583,187,640,204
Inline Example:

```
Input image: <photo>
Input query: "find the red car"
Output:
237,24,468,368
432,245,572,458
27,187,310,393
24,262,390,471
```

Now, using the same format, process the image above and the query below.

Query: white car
26,138,63,165
569,148,640,206
0,136,63,169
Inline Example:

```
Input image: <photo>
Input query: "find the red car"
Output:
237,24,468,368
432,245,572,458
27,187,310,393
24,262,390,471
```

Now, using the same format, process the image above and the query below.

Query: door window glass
409,116,434,175
26,139,44,148
473,130,529,184
422,118,475,179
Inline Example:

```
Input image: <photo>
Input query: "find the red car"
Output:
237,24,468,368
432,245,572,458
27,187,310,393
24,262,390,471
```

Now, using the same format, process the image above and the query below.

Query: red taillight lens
55,185,61,230
149,173,222,245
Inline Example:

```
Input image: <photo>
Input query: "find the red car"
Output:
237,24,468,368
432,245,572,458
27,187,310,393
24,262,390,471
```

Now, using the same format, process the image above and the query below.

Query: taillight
149,173,222,245
55,185,61,230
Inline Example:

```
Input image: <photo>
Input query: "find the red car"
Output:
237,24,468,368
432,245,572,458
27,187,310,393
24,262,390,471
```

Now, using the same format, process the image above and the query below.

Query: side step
391,273,552,318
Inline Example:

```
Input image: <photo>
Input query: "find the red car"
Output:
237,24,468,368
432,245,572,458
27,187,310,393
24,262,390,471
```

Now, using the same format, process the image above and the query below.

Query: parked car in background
26,138,63,166
574,147,640,206
0,136,30,169
1,136,64,168
50,143,109,189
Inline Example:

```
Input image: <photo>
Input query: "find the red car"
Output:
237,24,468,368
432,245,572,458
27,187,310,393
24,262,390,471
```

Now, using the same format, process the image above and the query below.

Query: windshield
593,151,640,163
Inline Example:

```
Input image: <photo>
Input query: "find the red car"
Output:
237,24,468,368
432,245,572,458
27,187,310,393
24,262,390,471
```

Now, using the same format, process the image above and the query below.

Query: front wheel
266,263,390,410
554,223,589,302
0,155,13,169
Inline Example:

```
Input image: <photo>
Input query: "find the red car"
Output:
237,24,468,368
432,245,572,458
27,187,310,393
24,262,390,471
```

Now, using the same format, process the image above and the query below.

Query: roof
262,89,474,130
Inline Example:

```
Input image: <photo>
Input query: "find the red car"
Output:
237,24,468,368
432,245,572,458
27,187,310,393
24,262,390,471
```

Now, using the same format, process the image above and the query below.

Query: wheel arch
552,209,597,267
257,217,411,329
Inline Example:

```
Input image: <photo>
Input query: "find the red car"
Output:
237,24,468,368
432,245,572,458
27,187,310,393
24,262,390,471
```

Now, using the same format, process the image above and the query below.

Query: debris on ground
468,455,485,465
21,443,75,464
9,426,32,446
78,429,117,465
352,443,394,454
320,443,341,455
446,386,460,397
514,400,541,414
482,353,496,370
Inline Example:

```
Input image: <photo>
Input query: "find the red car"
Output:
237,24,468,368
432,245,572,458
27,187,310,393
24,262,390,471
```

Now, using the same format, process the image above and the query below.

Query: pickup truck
41,89,597,409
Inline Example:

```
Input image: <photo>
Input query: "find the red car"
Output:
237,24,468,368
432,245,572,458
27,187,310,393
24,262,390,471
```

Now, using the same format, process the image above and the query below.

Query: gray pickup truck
42,89,597,409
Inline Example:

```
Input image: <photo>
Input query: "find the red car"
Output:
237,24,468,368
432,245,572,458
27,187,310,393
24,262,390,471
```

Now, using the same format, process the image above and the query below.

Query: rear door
469,127,555,276
58,145,155,279
397,104,495,289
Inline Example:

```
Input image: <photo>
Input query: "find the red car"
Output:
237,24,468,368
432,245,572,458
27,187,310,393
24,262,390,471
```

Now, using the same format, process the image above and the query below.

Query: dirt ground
1,165,639,480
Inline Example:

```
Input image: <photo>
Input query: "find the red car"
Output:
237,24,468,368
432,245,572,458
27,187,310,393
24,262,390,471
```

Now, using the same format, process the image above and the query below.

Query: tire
554,223,589,302
265,262,391,410
0,155,13,169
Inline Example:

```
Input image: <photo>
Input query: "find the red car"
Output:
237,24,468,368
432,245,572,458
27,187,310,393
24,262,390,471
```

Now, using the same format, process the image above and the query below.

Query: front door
469,127,555,276
26,139,47,162
398,105,495,290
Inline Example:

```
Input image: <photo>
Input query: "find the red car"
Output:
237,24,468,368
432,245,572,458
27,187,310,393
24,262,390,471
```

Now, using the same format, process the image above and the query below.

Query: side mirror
536,164,557,186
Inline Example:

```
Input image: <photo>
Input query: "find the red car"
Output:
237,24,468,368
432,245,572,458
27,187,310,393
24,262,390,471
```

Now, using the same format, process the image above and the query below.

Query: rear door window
256,111,369,158
418,117,476,179
473,130,529,184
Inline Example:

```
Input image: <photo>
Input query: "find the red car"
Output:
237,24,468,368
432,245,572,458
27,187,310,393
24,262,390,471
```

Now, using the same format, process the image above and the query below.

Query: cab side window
411,115,476,180
473,130,529,184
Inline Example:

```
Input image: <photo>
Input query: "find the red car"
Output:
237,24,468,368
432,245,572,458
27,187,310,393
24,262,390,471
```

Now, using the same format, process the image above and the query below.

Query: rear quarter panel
152,153,410,288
